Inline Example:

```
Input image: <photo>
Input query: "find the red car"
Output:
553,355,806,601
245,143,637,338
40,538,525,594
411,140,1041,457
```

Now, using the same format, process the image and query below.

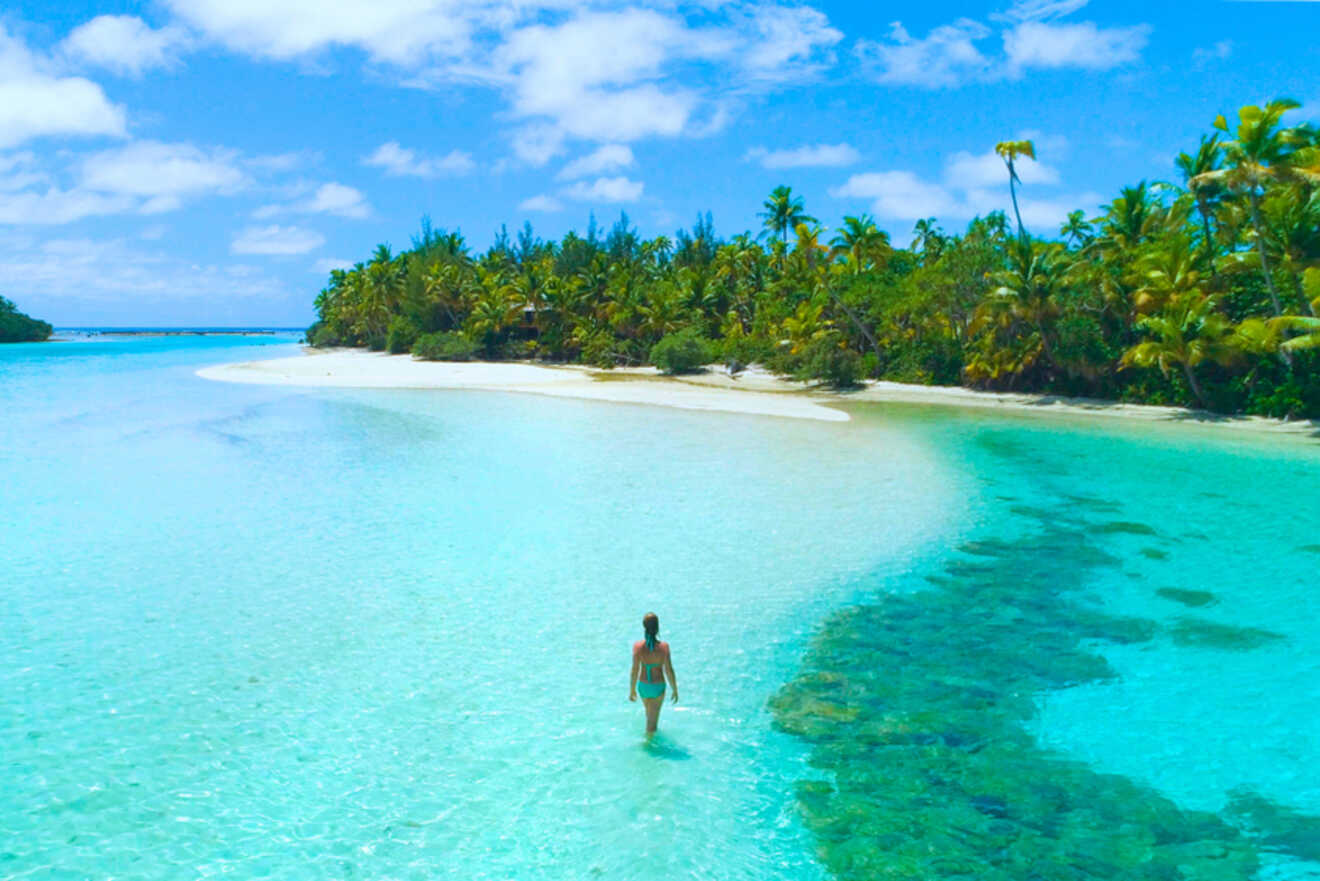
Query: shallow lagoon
2,337,1318,878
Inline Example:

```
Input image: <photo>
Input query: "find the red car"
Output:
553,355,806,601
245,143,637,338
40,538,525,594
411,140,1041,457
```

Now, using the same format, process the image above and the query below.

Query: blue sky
2,0,1317,326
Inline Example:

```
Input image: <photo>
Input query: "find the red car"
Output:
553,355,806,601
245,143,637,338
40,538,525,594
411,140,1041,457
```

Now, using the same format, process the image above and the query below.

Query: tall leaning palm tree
995,139,1037,244
1192,99,1320,320
1175,133,1222,271
759,185,816,244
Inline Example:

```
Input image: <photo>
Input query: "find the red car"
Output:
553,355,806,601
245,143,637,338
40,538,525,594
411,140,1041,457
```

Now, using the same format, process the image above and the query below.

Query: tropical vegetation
0,296,53,343
309,99,1320,418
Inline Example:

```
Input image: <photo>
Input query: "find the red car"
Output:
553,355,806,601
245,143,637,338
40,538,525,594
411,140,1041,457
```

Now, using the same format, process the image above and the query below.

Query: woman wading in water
629,613,678,735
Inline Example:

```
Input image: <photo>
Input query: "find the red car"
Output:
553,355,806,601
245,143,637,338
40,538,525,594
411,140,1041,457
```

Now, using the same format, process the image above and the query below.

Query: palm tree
759,186,816,244
911,218,945,263
982,239,1069,375
1175,134,1222,270
1192,99,1320,320
829,214,891,274
1273,316,1320,352
1059,210,1094,250
1120,293,1241,408
995,139,1036,244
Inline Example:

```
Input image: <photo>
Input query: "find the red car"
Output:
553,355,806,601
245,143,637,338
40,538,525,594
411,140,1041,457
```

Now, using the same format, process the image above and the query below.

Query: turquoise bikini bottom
637,680,665,699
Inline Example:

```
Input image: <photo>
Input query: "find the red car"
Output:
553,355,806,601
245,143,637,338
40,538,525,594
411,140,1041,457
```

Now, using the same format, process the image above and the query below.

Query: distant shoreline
57,329,300,337
197,348,1320,439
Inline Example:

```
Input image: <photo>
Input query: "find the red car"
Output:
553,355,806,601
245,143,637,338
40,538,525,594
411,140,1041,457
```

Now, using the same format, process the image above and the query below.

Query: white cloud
518,194,563,212
363,141,475,177
831,135,1094,231
1003,21,1149,73
0,234,292,322
509,124,566,167
738,4,842,80
557,144,634,180
857,6,1148,89
998,0,1090,22
304,182,369,217
231,224,325,255
945,148,1059,189
312,256,354,274
856,19,991,88
830,171,960,221
745,143,860,169
161,0,474,65
81,141,247,198
0,25,126,148
59,15,192,76
0,187,136,225
1193,40,1232,67
562,176,643,203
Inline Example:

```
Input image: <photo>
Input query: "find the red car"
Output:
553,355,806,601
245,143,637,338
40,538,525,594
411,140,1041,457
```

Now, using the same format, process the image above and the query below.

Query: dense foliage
310,100,1320,417
0,296,52,343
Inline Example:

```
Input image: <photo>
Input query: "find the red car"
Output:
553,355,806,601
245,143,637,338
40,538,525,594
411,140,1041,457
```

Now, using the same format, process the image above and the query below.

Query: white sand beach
199,349,1320,436
197,349,851,422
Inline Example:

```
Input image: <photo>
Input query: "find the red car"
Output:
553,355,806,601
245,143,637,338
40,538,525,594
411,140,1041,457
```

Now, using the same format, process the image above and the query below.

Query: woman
629,612,678,735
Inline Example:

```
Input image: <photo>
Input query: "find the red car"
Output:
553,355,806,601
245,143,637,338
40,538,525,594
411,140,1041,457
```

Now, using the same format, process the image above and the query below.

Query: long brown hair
642,612,659,652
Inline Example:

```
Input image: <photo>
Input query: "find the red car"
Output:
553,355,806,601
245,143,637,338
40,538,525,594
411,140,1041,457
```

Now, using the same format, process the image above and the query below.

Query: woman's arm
629,646,640,701
664,646,678,703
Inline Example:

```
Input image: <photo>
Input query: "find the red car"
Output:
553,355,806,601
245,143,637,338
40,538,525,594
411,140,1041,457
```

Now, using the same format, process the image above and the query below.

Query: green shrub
386,316,420,354
578,332,618,368
800,336,864,389
720,334,774,373
413,331,479,361
0,296,52,343
307,322,341,348
650,329,712,374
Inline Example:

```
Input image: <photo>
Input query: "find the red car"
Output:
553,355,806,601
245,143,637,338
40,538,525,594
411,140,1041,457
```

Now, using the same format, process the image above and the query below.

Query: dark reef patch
1225,789,1320,863
1169,618,1286,651
1139,547,1169,560
1094,520,1159,536
1156,588,1217,608
771,494,1312,880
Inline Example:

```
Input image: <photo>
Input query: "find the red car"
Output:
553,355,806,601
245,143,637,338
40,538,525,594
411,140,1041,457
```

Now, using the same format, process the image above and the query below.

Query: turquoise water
3,336,1318,878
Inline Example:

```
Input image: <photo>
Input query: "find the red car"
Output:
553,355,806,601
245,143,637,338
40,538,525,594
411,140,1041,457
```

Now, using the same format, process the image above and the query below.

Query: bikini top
639,638,665,683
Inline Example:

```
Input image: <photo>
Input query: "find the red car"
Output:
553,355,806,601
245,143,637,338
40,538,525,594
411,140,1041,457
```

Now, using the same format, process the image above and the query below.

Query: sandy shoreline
198,349,1320,436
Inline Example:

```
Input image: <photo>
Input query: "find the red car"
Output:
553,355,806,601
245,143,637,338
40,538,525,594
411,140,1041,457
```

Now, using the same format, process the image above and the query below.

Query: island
0,296,52,343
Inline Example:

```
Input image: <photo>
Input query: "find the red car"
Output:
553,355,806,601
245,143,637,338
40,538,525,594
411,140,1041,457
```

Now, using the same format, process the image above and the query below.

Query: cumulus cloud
518,194,563,212
856,20,991,88
363,141,475,177
0,140,253,224
557,144,634,180
59,15,193,76
857,3,1148,89
744,143,860,169
256,182,370,219
231,224,325,255
0,25,127,148
161,2,841,164
562,176,643,203
1003,21,1149,74
161,0,474,65
80,141,246,198
830,139,1093,232
0,234,294,326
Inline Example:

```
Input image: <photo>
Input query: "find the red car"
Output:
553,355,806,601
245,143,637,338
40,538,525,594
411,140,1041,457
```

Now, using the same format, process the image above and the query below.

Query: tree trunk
1197,199,1216,278
1247,190,1293,367
830,290,884,378
1182,362,1207,409
1008,165,1027,245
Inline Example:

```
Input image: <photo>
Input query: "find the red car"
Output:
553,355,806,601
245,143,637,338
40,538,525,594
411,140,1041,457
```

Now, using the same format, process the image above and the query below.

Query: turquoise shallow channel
2,335,1319,880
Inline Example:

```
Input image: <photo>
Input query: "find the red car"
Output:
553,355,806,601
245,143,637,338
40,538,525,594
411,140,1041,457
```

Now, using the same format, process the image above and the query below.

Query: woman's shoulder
660,640,671,654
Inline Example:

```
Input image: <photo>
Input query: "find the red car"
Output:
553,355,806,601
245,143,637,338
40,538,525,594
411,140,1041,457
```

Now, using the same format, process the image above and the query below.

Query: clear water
3,336,1318,879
